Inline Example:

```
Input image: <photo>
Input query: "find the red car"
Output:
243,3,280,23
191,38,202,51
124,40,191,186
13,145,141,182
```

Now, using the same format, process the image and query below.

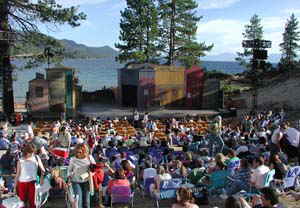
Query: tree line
237,14,300,73
115,0,213,68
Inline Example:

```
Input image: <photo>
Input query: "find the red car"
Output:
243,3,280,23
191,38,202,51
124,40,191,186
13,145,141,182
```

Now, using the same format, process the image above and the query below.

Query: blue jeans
72,181,90,208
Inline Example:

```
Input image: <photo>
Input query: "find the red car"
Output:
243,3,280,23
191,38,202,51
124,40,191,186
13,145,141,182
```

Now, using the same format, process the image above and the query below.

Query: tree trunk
168,0,175,65
0,0,15,117
146,6,150,63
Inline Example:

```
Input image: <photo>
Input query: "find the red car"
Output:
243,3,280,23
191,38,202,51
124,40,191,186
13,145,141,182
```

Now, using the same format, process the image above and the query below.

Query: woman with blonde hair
68,144,95,208
150,165,172,195
208,153,227,174
172,187,199,208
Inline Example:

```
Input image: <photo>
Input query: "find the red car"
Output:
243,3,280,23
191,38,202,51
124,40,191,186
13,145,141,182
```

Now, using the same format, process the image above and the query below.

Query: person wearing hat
207,115,224,157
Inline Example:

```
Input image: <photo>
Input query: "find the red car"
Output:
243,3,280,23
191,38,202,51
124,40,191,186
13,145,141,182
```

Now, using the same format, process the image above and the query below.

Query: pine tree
158,0,213,67
115,0,160,63
236,14,264,70
0,0,86,116
279,14,300,71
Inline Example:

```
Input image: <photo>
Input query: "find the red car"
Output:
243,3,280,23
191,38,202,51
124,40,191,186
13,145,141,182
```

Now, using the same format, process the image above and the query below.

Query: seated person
150,165,172,195
251,157,270,189
225,149,240,175
121,160,135,184
226,159,252,195
241,187,285,208
188,159,206,185
172,187,199,208
269,153,287,180
140,161,157,182
169,160,188,178
207,153,227,174
107,169,130,195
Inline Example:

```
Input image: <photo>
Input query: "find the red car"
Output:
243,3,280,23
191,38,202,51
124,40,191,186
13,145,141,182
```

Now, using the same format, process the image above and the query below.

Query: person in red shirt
107,169,130,195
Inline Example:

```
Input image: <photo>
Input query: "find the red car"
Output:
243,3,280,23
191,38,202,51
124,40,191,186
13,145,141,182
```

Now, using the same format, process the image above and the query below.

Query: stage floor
78,103,219,118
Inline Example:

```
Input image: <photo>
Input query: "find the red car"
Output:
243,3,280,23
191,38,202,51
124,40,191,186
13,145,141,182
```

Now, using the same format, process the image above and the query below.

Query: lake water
13,58,246,101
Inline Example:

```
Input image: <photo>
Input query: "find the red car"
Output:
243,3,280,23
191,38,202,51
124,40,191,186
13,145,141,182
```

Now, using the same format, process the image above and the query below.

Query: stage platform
78,103,219,118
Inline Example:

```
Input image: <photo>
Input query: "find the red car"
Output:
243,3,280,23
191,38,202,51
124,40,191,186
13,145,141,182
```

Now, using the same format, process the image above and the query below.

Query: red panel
185,66,205,108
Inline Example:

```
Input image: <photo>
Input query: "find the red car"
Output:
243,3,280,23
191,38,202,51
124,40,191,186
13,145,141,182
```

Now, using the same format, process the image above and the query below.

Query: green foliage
11,32,64,69
236,14,264,70
204,69,232,80
5,0,86,68
158,0,213,67
11,37,117,60
222,84,236,93
279,14,300,70
115,0,160,63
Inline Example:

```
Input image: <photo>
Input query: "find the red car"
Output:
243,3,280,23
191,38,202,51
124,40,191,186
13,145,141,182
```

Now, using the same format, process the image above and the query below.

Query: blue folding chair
208,170,230,195
154,179,182,208
110,185,134,208
141,177,155,197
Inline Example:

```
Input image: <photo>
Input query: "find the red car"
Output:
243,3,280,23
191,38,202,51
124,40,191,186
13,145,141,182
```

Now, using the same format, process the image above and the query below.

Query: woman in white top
150,165,172,195
14,143,45,208
68,144,95,208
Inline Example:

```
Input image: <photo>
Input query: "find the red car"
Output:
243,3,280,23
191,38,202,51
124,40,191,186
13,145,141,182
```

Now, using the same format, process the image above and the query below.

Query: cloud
197,0,240,10
282,9,300,15
263,17,285,31
55,0,108,6
197,17,285,55
197,19,245,54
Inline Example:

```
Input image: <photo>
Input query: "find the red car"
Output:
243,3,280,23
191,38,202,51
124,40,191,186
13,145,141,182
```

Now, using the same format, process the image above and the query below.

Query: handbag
2,196,24,208
35,155,45,177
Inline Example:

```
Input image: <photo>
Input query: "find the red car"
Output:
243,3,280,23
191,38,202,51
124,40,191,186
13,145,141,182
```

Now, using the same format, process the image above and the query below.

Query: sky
40,0,300,56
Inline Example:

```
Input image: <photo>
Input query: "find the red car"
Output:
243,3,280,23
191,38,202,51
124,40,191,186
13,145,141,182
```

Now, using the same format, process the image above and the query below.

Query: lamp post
242,39,272,110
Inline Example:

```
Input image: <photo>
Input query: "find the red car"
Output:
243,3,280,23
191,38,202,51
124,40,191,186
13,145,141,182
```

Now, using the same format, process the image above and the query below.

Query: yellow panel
154,66,185,86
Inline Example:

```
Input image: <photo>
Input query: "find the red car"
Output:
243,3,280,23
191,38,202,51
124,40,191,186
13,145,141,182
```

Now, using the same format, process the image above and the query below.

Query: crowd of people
0,109,299,208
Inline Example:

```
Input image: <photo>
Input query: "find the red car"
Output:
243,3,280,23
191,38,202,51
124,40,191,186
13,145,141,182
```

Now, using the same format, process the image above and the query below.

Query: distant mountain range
63,40,281,62
14,37,281,62
12,37,119,59
60,39,119,59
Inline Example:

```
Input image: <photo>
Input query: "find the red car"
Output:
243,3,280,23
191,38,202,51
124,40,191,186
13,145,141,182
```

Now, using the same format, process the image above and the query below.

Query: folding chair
208,170,230,195
244,169,276,201
274,166,300,192
154,179,183,208
110,185,134,208
263,169,276,187
141,177,155,197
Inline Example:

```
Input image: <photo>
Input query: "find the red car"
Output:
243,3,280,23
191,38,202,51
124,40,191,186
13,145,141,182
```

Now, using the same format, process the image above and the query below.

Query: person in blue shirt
0,132,10,150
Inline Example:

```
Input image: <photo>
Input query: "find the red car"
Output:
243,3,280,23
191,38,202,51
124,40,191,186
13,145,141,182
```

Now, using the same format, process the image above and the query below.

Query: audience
1,109,297,208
